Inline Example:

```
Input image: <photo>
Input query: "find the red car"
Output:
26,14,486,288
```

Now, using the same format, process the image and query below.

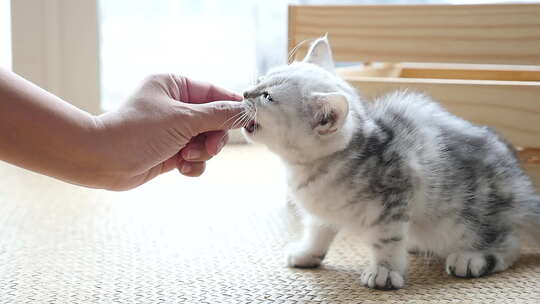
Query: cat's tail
519,194,540,247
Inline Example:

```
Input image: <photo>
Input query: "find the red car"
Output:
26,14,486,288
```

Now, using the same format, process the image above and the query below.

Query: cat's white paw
446,252,497,278
286,244,325,269
361,265,405,290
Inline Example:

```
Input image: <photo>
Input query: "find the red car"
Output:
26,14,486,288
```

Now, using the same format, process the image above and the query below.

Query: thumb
184,101,247,135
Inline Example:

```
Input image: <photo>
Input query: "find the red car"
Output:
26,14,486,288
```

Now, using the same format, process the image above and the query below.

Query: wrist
56,113,116,189
85,112,133,190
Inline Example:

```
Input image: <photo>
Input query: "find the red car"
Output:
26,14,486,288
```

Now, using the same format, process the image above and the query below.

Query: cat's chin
241,126,257,143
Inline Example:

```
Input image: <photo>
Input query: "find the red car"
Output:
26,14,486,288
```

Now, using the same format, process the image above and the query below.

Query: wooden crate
288,4,540,190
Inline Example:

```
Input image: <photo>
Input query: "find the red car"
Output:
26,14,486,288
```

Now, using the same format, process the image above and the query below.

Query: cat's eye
262,91,274,102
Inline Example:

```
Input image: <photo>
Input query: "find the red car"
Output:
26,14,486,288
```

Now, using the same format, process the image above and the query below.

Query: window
99,0,261,111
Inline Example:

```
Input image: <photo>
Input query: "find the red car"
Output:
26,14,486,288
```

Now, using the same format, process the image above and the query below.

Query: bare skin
0,69,245,190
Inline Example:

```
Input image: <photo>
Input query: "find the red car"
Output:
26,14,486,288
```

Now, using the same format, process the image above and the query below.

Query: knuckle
141,73,185,93
143,73,169,84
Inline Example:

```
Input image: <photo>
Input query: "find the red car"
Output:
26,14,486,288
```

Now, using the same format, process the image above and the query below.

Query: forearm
0,69,103,187
0,71,245,190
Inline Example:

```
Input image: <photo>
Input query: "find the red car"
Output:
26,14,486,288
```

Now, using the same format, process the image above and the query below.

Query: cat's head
242,36,362,163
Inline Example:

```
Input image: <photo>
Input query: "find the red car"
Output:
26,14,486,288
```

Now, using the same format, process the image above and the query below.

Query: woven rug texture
0,145,539,303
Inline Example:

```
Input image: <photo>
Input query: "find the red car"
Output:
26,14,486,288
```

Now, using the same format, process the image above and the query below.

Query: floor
0,144,539,303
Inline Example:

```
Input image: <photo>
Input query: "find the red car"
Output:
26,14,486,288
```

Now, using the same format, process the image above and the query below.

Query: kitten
241,36,540,290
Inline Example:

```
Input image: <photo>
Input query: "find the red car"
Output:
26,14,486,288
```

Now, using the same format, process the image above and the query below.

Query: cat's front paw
286,244,325,269
446,252,498,278
361,265,405,290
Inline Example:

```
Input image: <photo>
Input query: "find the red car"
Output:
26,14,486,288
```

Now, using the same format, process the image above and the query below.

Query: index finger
173,75,243,104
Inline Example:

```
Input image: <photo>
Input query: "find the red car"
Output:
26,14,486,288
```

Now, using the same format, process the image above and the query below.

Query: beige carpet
0,145,539,303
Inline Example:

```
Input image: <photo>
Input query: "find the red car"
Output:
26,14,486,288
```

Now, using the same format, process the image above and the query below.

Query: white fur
243,37,537,290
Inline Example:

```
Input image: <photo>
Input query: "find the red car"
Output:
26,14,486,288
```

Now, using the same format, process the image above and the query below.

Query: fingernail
180,163,192,174
186,150,201,160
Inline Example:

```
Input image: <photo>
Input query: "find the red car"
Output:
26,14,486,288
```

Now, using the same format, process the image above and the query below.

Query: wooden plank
524,163,540,192
399,63,540,81
337,64,402,78
288,4,540,65
339,75,540,149
520,148,540,191
339,63,540,81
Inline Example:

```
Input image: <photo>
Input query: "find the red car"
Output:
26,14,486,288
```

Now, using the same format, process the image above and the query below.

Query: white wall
11,0,101,114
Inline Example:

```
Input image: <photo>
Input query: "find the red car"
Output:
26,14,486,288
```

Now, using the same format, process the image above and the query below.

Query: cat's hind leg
445,231,521,278
286,217,338,268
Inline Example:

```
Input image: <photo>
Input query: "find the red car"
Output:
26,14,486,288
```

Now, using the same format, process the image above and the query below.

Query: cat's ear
303,35,335,72
312,92,349,135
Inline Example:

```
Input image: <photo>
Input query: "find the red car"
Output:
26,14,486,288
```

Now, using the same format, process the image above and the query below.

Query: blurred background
98,0,540,111
1,0,537,113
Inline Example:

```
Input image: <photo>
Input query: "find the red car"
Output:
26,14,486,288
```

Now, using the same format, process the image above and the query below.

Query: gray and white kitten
242,37,540,290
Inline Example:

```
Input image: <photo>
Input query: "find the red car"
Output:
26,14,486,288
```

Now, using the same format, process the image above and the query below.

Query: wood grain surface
289,4,540,65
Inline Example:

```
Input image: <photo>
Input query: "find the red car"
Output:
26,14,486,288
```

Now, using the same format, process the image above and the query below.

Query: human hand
94,74,245,190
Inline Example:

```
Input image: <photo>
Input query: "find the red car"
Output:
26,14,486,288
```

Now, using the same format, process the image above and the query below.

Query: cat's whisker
234,112,246,127
242,104,258,129
225,107,253,130
241,111,253,128
231,112,249,129
220,110,247,129
236,108,254,129
288,38,316,64
221,113,244,129
239,103,257,128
